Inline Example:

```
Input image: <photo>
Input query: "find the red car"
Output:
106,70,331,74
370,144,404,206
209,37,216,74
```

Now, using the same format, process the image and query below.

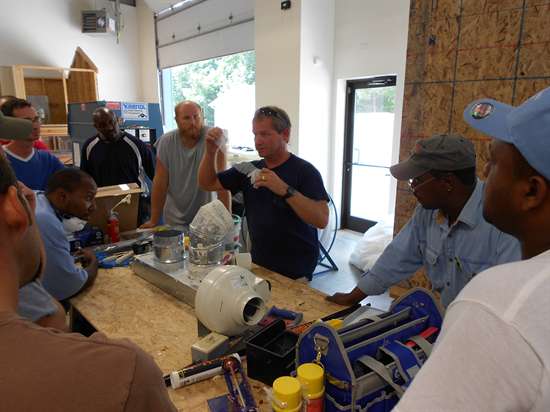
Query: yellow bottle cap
297,363,325,399
325,318,343,330
272,376,302,412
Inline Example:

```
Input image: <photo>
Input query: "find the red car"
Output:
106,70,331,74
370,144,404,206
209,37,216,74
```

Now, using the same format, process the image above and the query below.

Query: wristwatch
283,185,297,200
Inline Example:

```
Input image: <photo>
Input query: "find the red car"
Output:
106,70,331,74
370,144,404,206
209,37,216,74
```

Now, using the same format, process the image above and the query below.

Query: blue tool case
296,288,443,411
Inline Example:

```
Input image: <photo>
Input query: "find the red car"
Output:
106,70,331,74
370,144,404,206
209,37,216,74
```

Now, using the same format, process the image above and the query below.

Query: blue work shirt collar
437,179,482,230
37,192,64,222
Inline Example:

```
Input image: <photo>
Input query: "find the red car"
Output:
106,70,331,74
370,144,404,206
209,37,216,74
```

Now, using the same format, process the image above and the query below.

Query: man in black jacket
80,107,155,223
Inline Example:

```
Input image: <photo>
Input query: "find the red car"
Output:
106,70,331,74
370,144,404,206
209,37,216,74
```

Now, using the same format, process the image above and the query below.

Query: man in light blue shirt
328,134,521,307
17,280,63,326
35,168,99,301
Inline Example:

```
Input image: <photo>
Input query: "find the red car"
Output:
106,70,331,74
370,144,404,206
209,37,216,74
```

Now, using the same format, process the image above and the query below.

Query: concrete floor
310,229,393,311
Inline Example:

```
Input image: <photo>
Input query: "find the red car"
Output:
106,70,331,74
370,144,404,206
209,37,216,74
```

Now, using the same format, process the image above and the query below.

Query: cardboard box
88,183,143,234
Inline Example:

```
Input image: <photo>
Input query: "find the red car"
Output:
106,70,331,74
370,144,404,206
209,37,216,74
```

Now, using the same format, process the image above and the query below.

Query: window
161,50,256,149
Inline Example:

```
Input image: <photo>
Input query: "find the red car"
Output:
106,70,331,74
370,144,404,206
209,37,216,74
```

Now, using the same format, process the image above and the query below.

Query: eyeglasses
257,107,289,127
408,175,436,191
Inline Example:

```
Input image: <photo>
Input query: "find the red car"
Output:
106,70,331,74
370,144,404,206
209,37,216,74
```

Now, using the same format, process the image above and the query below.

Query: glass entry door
341,76,396,233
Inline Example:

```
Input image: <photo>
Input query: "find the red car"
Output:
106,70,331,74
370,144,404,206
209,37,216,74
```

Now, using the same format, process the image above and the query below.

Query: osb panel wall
392,0,550,295
67,71,97,104
67,47,98,104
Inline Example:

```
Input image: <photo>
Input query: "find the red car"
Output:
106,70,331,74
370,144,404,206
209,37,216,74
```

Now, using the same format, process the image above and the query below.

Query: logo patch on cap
471,102,494,120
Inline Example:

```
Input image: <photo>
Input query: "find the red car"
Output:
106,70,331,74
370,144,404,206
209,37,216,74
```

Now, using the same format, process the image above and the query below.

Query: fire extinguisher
107,212,120,243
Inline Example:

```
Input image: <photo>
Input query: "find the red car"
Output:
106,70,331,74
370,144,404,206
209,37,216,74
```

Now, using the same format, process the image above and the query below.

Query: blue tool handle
269,306,301,320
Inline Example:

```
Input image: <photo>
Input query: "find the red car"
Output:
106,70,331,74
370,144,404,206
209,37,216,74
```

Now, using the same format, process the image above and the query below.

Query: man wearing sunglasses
327,134,520,307
199,106,329,280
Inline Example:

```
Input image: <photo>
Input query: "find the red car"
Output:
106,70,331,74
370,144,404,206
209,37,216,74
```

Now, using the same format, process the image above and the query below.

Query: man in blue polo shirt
327,134,521,307
1,98,64,190
199,106,329,280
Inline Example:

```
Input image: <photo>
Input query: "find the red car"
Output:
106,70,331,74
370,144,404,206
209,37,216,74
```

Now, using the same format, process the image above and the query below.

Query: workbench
70,265,343,411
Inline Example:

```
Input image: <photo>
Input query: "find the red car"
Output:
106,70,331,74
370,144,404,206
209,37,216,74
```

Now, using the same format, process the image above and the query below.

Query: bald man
141,101,229,229
81,107,155,189
80,107,155,224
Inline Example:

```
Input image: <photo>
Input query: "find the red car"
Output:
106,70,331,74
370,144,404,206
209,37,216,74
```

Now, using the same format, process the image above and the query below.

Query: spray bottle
107,212,120,243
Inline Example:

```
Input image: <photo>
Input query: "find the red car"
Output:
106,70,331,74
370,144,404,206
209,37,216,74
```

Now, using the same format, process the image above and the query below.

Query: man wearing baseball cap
327,134,520,307
0,111,67,330
394,88,550,411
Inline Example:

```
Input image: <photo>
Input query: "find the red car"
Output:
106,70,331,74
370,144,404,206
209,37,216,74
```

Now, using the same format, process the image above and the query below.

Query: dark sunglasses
257,107,289,126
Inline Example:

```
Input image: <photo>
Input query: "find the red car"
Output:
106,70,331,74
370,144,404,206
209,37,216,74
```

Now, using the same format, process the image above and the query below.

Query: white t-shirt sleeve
394,301,543,412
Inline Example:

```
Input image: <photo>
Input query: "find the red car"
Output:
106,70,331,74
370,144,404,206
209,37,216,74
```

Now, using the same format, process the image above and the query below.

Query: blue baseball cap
464,87,550,180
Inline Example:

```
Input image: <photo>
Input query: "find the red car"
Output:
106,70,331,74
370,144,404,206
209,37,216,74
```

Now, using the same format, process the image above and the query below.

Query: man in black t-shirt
80,108,155,223
199,106,329,280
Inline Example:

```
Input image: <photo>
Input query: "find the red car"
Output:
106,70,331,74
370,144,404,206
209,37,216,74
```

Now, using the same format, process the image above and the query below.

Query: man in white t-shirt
395,88,550,411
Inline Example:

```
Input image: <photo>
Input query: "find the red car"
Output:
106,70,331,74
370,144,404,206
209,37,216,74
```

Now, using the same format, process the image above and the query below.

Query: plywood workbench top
71,265,342,411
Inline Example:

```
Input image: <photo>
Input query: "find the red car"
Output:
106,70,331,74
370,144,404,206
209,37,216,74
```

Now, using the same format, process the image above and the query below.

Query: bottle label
305,397,324,412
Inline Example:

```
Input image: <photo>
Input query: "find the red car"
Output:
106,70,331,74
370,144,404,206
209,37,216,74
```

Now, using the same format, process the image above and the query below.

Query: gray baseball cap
0,111,32,140
390,134,476,180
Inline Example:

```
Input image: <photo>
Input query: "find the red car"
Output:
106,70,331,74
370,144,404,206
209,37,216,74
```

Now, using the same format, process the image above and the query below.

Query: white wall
255,0,335,182
137,0,160,102
254,0,301,152
254,0,410,209
298,0,335,184
0,0,155,102
330,0,410,213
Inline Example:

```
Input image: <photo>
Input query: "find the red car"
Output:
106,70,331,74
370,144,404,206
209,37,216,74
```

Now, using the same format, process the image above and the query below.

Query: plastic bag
349,215,394,272
190,199,234,244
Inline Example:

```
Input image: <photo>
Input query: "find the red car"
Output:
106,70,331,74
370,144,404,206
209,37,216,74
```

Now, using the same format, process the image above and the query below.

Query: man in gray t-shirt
141,101,229,228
